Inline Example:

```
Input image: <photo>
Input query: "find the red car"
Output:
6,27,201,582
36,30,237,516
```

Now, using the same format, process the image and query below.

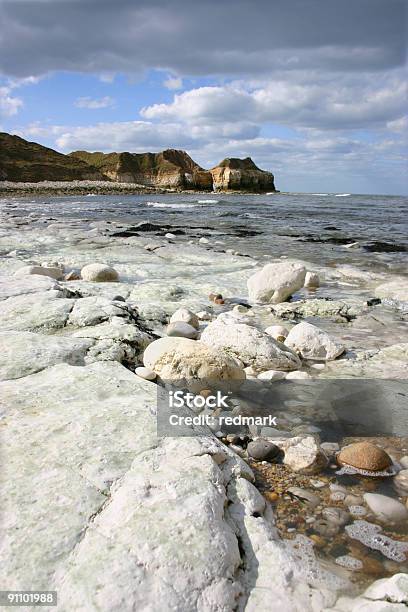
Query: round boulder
169,308,199,330
247,440,280,462
337,442,392,473
80,263,119,282
166,322,198,339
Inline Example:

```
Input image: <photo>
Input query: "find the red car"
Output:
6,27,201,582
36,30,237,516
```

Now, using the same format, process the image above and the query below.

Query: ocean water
4,191,407,274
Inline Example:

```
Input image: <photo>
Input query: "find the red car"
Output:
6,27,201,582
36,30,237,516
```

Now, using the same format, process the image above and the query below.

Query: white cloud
0,85,23,118
163,75,183,90
74,96,115,109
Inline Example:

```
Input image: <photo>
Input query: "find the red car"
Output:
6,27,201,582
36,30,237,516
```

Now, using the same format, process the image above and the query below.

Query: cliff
211,157,275,192
70,149,213,190
0,133,105,182
0,132,277,191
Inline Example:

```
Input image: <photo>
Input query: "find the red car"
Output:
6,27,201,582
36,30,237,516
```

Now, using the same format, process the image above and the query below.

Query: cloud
163,76,183,90
74,96,115,109
141,73,407,130
0,85,23,118
0,0,406,78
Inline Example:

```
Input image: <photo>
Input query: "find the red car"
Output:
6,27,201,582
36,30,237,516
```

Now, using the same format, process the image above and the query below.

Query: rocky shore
1,201,407,611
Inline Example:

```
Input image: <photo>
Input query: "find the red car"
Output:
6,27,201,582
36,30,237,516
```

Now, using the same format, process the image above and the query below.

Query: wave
197,199,219,204
146,201,198,209
335,193,351,197
311,193,329,196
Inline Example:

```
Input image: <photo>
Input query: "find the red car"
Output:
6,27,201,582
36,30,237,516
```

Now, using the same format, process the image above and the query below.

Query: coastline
0,180,279,197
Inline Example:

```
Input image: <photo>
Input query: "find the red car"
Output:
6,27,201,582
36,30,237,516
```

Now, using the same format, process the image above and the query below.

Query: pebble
330,491,346,501
344,494,364,506
399,456,408,469
166,322,198,339
64,270,80,281
313,519,340,537
310,479,326,489
135,366,156,381
285,371,311,380
264,491,279,502
196,311,212,321
310,534,326,548
287,487,320,508
304,271,320,288
233,304,249,314
310,363,325,370
321,507,350,526
363,492,408,523
247,439,280,462
337,442,393,472
199,237,209,244
165,232,176,239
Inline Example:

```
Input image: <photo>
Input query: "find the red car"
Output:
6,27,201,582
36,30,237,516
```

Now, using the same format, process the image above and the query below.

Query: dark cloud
0,0,406,77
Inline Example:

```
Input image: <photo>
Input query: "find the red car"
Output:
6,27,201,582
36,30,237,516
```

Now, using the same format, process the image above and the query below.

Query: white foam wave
146,201,198,209
197,199,219,204
335,193,351,197
311,193,329,196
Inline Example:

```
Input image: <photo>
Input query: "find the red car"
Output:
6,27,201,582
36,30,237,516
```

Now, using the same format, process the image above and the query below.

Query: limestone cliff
211,157,276,192
0,133,105,182
70,149,213,190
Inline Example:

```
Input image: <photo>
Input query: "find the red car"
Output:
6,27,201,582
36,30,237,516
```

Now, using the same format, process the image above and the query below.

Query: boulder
13,265,64,281
0,275,58,300
247,262,306,304
166,321,198,339
362,573,408,604
81,263,119,282
363,493,408,523
201,318,301,371
169,307,199,330
337,442,392,473
285,321,345,361
0,290,74,332
143,337,245,386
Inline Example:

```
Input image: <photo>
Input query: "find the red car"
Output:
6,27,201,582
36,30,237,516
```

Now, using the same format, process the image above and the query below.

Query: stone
166,321,198,339
200,318,301,371
282,436,328,474
143,337,245,387
197,310,212,321
247,261,306,304
304,271,320,288
64,270,81,281
199,237,209,244
313,519,340,538
80,263,119,282
135,366,156,381
13,264,64,280
362,573,408,604
264,325,289,340
257,370,286,381
169,307,199,330
0,331,93,380
321,507,350,527
0,275,58,300
287,487,320,508
233,304,249,314
165,232,176,239
285,321,345,361
375,279,408,303
393,469,408,495
0,290,74,332
285,371,311,380
271,298,361,322
67,296,132,328
337,442,392,472
363,493,408,523
247,440,280,462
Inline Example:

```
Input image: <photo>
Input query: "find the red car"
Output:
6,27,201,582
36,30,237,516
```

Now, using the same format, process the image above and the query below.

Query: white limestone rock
166,321,199,339
247,261,306,304
169,307,200,330
135,366,156,381
0,331,93,380
362,573,408,604
375,279,408,303
363,493,408,524
264,325,289,341
272,436,328,474
13,264,64,281
200,318,301,371
304,271,320,288
0,290,75,332
67,296,133,328
0,275,58,301
285,321,345,361
143,336,245,386
80,263,119,282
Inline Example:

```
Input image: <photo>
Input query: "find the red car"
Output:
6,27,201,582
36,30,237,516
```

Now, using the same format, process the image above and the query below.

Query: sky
0,0,407,194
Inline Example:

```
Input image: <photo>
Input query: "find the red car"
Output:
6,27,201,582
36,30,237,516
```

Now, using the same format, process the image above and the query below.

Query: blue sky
0,0,407,195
